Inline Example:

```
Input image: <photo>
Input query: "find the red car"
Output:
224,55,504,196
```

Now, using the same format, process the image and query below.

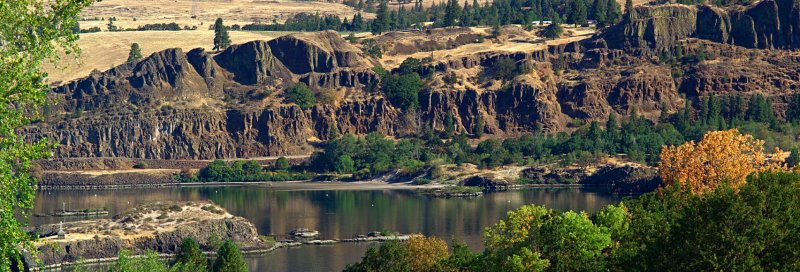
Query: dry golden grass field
45,30,294,85
78,0,367,29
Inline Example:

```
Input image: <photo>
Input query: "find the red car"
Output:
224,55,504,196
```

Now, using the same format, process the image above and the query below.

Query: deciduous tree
659,129,787,194
0,1,93,269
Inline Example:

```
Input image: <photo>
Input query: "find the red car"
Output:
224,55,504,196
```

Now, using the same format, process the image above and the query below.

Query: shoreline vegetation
30,201,418,271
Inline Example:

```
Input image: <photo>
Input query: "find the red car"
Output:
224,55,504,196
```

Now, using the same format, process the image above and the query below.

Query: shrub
541,22,564,38
285,82,316,109
274,157,290,171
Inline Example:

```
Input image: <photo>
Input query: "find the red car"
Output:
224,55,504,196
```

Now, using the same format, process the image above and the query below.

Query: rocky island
30,201,268,269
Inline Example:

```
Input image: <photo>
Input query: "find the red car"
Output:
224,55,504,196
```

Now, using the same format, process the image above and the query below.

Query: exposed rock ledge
30,201,268,269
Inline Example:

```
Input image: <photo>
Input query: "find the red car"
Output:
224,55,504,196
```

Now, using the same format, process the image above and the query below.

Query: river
33,184,621,271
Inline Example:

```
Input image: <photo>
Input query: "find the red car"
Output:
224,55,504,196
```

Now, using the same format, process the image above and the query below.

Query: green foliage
371,0,390,34
360,38,383,58
397,57,423,76
274,157,290,171
335,155,356,174
195,159,311,182
213,18,231,50
381,73,422,111
0,0,94,270
484,58,528,80
348,172,800,271
128,43,143,62
541,22,564,38
109,251,168,272
285,82,317,109
172,238,207,272
344,241,410,272
566,0,588,25
788,147,800,168
212,241,247,272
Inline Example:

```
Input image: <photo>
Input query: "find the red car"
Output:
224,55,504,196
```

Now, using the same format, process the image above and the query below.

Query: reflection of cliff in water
35,186,618,251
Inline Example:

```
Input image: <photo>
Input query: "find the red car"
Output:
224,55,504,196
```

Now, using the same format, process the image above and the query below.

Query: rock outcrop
599,0,800,51
32,201,268,267
23,15,800,161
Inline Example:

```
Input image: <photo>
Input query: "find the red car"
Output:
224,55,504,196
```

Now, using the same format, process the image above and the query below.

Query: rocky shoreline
30,201,268,269
29,200,420,271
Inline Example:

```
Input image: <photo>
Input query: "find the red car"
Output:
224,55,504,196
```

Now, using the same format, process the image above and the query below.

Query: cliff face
601,0,800,51
24,19,800,160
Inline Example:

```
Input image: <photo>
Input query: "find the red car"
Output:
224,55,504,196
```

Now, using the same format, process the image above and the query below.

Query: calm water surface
33,185,621,271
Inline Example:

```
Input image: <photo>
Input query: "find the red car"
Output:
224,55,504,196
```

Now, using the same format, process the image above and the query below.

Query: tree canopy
0,0,94,269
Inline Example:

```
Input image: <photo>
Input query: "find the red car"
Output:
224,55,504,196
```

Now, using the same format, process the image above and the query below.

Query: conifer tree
606,0,622,25
212,241,247,272
624,0,633,21
372,0,390,34
127,43,142,62
213,18,231,50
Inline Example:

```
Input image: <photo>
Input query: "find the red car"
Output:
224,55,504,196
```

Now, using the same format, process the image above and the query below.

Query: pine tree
474,115,484,138
212,241,247,272
567,0,588,25
461,1,472,26
606,0,622,25
593,0,607,27
624,0,633,21
372,0,390,34
127,43,142,62
213,18,231,51
786,94,800,123
443,0,461,27
174,238,207,271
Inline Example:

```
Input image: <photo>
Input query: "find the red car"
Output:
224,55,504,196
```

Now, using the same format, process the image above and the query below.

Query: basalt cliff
24,1,800,160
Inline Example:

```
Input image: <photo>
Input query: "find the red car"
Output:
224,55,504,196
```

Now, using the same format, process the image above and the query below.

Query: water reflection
34,185,621,271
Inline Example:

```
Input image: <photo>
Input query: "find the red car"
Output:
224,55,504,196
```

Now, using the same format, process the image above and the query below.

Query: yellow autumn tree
405,235,450,271
659,129,787,194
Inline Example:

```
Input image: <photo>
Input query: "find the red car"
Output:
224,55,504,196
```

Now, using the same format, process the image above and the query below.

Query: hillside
25,0,800,161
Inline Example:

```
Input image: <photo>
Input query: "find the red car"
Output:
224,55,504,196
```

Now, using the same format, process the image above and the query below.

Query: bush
274,156,290,171
285,82,316,109
133,161,148,169
541,23,564,39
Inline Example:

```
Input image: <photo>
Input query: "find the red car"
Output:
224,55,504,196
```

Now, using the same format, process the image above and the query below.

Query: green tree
567,0,588,25
593,0,608,26
624,0,633,21
213,18,232,50
444,112,455,138
242,160,262,175
286,82,317,109
475,115,485,138
335,155,356,173
786,94,800,123
0,1,93,270
541,21,564,38
212,241,247,272
382,73,422,111
274,156,290,171
109,251,168,272
443,0,461,27
127,43,143,62
173,238,207,272
372,0,390,34
606,0,622,25
787,147,800,168
344,241,410,272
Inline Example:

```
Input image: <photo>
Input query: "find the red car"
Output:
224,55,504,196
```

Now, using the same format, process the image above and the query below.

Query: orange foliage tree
405,235,450,271
659,129,787,194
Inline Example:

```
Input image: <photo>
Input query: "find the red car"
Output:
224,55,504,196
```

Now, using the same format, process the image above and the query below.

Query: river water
33,185,621,271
